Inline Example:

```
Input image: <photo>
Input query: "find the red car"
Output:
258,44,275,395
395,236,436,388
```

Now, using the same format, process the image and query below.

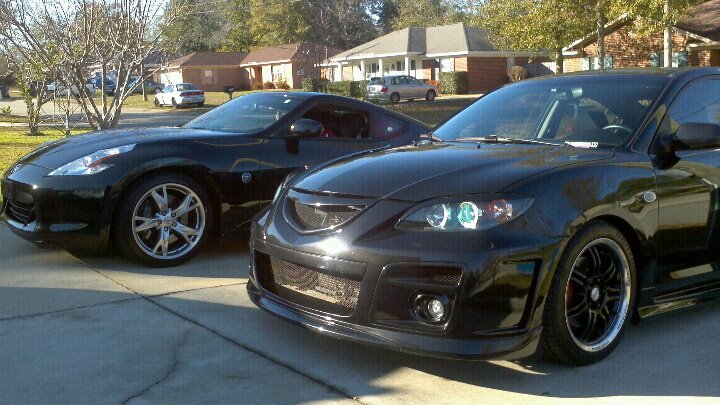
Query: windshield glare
185,93,299,133
433,75,670,147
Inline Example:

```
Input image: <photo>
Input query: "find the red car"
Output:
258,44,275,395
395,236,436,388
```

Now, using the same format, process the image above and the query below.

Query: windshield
184,92,301,133
433,75,670,147
176,84,198,91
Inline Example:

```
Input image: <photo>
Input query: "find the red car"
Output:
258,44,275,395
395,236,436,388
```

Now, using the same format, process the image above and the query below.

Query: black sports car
249,68,720,365
1,92,428,266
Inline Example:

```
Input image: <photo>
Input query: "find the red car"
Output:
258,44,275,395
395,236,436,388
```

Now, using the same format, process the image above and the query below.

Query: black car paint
0,93,429,250
248,68,720,359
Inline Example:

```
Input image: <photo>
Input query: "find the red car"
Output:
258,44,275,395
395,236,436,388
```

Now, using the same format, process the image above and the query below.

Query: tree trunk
597,2,607,71
556,48,564,74
663,0,672,67
141,63,147,102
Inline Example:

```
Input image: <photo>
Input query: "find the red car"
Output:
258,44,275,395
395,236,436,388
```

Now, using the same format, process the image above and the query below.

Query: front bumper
247,193,564,360
1,163,116,250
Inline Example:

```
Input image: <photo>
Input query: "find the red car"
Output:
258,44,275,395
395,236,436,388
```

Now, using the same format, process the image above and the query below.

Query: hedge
302,77,329,93
324,80,368,99
439,71,469,94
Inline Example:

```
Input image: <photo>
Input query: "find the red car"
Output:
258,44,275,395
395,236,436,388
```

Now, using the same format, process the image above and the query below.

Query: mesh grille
431,274,462,286
291,200,363,231
269,257,361,311
5,199,34,224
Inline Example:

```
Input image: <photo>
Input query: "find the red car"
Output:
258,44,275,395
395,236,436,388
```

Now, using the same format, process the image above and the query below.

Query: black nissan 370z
0,92,427,267
249,68,720,365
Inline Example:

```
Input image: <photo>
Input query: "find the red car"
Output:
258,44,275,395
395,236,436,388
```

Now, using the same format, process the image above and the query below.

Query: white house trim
239,59,292,67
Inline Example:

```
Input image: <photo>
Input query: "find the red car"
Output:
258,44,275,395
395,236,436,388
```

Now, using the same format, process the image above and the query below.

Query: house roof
167,52,248,68
240,43,343,66
330,23,502,62
676,0,720,41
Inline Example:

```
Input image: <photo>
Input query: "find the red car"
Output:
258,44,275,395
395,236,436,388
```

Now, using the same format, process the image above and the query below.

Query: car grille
256,252,362,316
290,200,364,231
4,199,34,224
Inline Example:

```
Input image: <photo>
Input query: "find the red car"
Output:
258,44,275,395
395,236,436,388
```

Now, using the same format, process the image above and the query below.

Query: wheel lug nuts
172,222,177,227
171,213,176,217
162,211,167,216
164,227,169,231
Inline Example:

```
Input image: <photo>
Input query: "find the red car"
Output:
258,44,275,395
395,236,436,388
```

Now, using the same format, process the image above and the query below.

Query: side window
384,115,406,137
409,77,422,85
658,79,720,149
398,77,409,85
391,77,400,85
300,104,370,139
164,85,173,93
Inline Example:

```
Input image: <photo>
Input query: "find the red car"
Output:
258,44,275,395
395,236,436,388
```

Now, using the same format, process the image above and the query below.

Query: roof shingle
676,0,720,42
167,52,248,68
240,43,343,65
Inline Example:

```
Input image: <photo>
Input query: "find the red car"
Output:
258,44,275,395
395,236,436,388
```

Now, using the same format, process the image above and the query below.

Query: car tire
198,102,205,108
154,98,161,107
390,93,400,104
426,90,436,101
542,221,636,365
113,173,214,267
172,98,179,109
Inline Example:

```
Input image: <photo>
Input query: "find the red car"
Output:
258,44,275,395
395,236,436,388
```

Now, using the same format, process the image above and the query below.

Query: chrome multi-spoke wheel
132,183,205,260
565,238,631,352
542,221,635,365
114,174,212,267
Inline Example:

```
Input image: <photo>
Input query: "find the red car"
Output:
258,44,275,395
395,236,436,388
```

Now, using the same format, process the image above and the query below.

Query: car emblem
242,172,252,183
10,164,21,174
642,191,657,203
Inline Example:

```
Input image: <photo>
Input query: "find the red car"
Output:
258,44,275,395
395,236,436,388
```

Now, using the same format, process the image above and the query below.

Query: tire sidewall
543,221,636,365
390,93,400,104
113,173,213,267
426,90,436,101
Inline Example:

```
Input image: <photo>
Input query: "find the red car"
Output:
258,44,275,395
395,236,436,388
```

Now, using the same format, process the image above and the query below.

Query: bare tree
0,0,190,130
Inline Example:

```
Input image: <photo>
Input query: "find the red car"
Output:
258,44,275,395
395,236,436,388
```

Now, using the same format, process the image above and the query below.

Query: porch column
378,59,384,77
405,56,410,75
360,60,366,81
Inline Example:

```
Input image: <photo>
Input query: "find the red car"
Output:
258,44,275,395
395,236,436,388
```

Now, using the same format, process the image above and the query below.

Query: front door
653,76,720,290
258,102,388,203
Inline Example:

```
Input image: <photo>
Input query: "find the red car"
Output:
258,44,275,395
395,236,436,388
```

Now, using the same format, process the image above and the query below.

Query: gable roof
167,52,248,68
330,23,501,61
676,0,720,42
240,43,343,66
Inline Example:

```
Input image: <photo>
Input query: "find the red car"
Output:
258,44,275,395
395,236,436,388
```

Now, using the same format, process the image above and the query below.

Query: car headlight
396,197,533,231
47,144,136,176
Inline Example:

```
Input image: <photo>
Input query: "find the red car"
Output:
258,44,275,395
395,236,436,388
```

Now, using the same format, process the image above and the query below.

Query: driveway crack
121,330,190,404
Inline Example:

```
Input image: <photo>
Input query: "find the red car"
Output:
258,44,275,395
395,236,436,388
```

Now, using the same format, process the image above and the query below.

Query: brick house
325,23,548,94
158,52,249,92
563,0,720,71
240,43,343,89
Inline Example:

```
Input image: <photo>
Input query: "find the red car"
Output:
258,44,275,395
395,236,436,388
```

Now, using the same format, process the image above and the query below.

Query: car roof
531,67,720,82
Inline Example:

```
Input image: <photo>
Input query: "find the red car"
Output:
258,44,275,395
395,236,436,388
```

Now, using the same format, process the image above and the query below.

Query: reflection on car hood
19,127,229,169
292,143,614,202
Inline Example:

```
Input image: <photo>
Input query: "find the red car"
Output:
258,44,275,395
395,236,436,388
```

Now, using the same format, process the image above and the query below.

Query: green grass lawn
385,97,477,127
0,127,90,177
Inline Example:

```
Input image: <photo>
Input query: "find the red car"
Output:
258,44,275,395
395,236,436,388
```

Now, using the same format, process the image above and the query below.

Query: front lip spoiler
247,281,542,360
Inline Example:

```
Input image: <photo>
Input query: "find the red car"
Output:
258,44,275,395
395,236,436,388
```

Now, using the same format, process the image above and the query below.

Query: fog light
414,294,448,323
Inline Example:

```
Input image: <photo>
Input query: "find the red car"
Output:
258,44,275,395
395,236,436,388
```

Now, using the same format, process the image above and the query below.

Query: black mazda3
249,68,720,365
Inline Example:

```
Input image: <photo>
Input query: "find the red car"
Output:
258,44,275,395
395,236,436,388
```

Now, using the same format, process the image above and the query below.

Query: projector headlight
396,197,533,231
47,144,135,176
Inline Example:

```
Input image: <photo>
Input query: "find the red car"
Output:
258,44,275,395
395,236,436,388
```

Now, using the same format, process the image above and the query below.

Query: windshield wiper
454,135,570,147
415,132,444,145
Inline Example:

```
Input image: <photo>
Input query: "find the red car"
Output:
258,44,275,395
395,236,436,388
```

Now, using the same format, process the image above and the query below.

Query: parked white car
154,83,205,108
47,81,96,97
366,75,439,104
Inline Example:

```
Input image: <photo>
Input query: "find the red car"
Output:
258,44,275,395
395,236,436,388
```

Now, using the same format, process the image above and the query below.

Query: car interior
301,105,370,139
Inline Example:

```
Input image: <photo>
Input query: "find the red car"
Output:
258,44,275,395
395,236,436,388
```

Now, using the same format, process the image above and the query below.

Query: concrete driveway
1,226,719,404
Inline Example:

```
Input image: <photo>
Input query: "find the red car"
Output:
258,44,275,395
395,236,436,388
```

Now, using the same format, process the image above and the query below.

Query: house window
651,51,688,68
440,58,454,72
202,69,216,85
582,56,613,71
410,60,416,71
271,65,284,82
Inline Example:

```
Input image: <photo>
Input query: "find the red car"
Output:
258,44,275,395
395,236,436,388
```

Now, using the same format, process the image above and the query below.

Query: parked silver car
366,75,438,104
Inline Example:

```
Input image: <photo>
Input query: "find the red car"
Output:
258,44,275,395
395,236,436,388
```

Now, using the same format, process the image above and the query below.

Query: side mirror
288,119,322,138
674,123,720,150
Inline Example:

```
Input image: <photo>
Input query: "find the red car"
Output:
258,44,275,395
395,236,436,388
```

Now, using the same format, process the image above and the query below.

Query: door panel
654,77,720,288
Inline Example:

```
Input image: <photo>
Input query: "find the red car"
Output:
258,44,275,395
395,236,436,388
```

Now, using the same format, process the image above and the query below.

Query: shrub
302,77,330,93
351,80,368,99
237,83,250,91
0,106,11,116
439,71,468,94
507,66,528,83
326,80,353,97
262,81,275,90
276,80,291,90
252,82,264,91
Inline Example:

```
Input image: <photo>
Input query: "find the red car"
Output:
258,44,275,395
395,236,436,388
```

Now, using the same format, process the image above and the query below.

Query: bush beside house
439,71,469,94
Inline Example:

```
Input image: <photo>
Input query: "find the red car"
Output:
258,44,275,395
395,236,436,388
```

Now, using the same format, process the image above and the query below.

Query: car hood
292,142,614,202
19,127,226,169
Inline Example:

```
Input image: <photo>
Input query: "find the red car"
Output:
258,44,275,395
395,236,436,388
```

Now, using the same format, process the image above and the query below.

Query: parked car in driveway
47,81,96,97
249,68,720,366
128,78,165,94
155,83,205,108
1,92,428,266
367,75,438,104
